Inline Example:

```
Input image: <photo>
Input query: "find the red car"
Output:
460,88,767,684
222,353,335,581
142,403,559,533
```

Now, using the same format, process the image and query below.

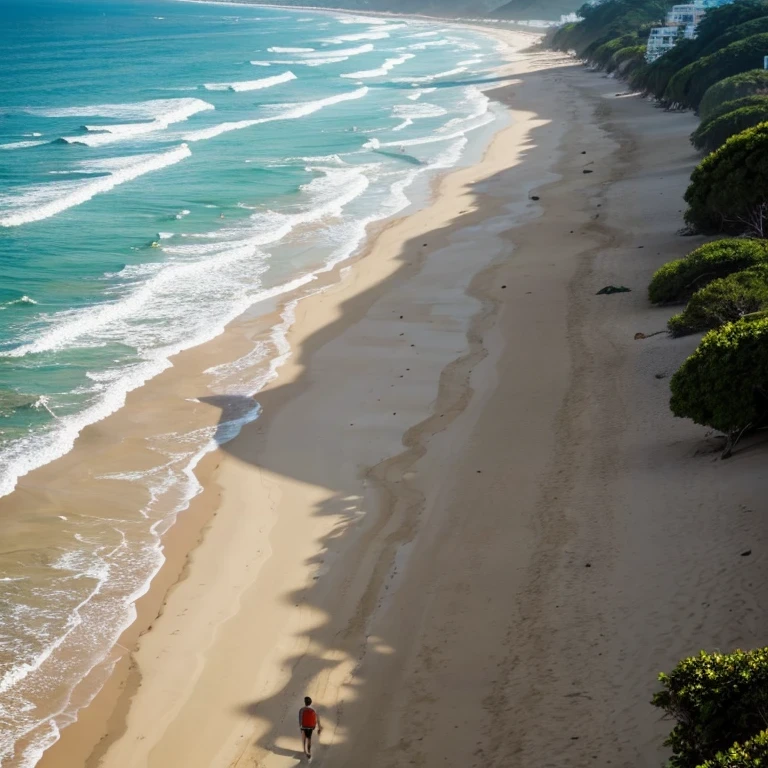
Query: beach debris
596,285,631,295
581,151,586,154
501,285,507,289
583,169,594,174
655,373,667,379
531,195,540,201
741,549,752,557
585,563,592,568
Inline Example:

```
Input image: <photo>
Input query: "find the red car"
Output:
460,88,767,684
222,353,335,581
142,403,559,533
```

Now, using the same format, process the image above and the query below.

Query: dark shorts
302,728,315,739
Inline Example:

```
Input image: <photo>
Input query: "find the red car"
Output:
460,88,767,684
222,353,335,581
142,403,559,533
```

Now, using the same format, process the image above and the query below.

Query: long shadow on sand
192,60,581,767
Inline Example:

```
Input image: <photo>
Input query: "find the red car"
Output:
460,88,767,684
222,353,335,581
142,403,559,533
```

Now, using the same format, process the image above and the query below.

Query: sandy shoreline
27,24,768,768
26,24,541,768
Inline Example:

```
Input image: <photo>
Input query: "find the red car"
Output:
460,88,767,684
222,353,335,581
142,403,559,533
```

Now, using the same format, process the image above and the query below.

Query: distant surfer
298,696,322,762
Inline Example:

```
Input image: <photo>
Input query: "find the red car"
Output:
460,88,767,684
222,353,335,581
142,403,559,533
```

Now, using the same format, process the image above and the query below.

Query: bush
700,69,768,119
664,33,768,109
699,731,768,768
609,44,647,75
667,265,768,335
630,37,700,99
699,13,768,56
684,122,768,235
691,103,768,152
551,0,674,55
652,648,768,768
698,94,768,130
648,239,768,303
591,34,637,68
669,317,768,447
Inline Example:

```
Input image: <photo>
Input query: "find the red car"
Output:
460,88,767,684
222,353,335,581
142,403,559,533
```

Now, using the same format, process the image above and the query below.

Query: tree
684,122,768,235
691,101,768,152
700,13,768,56
665,33,768,109
648,239,768,304
669,317,768,455
699,731,768,768
667,265,768,336
699,69,768,118
652,648,768,767
609,44,647,75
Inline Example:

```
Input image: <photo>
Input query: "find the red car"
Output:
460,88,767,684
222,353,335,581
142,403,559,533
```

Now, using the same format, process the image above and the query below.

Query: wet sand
33,31,768,768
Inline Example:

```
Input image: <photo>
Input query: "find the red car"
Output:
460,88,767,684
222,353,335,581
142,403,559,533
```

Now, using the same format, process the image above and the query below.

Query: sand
36,29,768,768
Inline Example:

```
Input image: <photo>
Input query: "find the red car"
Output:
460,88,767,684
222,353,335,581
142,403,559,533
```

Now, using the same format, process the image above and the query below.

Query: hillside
242,0,502,17
491,0,582,20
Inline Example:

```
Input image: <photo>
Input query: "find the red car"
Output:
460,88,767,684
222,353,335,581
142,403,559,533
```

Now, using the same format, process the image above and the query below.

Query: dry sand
39,31,768,768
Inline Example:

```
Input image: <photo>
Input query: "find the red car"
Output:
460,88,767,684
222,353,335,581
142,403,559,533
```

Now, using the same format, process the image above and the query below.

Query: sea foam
183,87,369,142
53,98,213,147
204,71,296,92
341,53,414,79
0,145,192,227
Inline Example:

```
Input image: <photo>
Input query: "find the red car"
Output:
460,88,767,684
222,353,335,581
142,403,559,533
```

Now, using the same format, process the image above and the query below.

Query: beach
18,22,768,768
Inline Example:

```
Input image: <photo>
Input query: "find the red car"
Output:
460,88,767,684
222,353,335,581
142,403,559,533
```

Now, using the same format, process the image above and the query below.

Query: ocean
0,0,506,763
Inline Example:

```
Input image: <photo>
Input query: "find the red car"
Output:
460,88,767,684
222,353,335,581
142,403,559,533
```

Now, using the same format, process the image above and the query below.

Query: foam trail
31,97,213,122
323,23,404,43
341,53,414,79
394,67,467,84
56,98,213,146
408,39,452,50
0,145,191,227
337,14,390,24
391,103,447,129
183,87,368,142
268,46,314,53
204,71,296,92
300,43,373,60
323,30,390,43
0,140,46,150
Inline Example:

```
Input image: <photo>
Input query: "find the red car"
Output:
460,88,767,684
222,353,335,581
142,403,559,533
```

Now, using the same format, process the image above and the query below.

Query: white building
645,0,728,62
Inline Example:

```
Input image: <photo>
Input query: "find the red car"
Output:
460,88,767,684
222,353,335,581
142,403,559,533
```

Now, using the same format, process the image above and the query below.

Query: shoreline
25,18,768,768
26,24,542,768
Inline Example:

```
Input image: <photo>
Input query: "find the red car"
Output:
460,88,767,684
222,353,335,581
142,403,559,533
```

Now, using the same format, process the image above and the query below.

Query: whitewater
0,0,506,764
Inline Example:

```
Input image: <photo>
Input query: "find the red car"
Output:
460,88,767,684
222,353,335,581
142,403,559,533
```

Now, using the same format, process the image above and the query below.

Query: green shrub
591,34,637,68
664,33,768,109
691,103,768,152
551,0,675,55
669,317,768,446
699,731,768,768
667,265,768,335
684,122,768,234
630,37,699,98
699,14,768,56
700,69,768,119
648,239,768,303
652,648,768,768
698,95,768,129
609,44,647,75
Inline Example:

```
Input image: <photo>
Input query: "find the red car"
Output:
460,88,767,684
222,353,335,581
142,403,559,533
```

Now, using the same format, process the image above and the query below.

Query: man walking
298,696,322,762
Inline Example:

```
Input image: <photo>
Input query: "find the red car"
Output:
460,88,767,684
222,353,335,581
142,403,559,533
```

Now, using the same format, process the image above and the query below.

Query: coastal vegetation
690,95,768,152
670,316,768,454
653,648,768,766
647,239,768,304
699,70,768,118
684,123,768,235
666,265,768,335
554,5,768,759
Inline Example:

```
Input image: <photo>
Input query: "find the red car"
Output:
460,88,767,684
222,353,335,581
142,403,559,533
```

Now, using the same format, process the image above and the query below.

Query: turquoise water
0,0,502,497
0,0,505,762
